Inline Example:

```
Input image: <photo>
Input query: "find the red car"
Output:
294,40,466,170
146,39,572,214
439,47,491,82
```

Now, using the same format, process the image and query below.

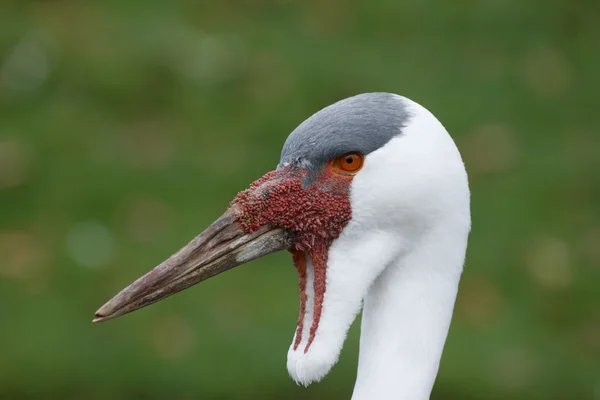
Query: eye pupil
332,152,364,175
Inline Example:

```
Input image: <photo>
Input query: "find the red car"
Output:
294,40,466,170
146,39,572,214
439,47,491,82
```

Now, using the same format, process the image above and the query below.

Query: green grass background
0,1,599,399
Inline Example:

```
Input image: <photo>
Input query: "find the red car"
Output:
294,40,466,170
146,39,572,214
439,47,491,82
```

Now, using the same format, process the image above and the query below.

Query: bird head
94,93,470,386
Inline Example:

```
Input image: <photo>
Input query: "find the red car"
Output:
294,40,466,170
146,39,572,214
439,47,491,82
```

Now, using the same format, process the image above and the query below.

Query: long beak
93,206,291,322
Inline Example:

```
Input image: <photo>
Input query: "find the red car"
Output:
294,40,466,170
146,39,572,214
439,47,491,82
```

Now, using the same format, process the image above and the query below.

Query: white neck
351,221,467,400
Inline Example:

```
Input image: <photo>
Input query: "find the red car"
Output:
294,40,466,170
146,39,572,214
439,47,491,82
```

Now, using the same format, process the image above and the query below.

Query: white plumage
287,96,471,399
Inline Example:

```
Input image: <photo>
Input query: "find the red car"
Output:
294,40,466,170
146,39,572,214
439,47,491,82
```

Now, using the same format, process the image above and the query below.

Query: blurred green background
1,1,599,399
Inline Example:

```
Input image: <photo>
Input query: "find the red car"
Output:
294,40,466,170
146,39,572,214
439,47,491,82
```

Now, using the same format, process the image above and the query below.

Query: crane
94,92,471,400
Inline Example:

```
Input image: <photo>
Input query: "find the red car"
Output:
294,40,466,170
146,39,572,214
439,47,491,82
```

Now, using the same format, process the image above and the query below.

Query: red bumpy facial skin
231,166,353,353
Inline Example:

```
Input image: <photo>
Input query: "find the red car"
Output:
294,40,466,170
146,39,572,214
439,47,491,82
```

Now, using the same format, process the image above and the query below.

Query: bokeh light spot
491,347,541,392
456,275,503,326
66,220,116,268
521,44,572,97
0,138,33,189
460,124,519,176
1,30,54,92
0,231,47,279
525,236,572,289
151,315,197,361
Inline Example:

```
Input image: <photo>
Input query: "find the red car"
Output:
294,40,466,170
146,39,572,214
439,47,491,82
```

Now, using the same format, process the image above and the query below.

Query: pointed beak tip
92,309,106,323
93,302,116,323
92,311,116,323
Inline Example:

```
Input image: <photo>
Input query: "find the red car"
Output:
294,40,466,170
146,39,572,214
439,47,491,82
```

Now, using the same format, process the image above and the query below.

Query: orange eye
332,152,364,175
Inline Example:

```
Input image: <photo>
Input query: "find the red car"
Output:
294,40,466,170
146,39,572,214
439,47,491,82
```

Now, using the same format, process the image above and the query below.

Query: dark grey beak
93,206,291,323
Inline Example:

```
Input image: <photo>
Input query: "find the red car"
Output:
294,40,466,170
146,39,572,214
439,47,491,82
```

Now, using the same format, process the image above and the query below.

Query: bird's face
94,93,470,386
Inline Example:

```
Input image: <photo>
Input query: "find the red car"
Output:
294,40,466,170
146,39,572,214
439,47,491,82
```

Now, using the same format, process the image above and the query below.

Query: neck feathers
352,219,469,400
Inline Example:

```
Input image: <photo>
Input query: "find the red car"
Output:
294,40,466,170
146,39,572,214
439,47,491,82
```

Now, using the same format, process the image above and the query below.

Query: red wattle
232,166,353,353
